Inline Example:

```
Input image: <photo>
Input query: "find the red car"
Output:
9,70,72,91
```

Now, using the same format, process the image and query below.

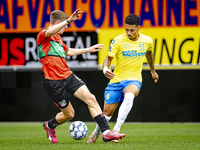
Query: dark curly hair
125,14,140,26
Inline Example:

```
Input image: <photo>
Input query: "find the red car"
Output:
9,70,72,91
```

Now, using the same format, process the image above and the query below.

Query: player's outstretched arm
145,50,159,83
68,8,83,22
67,44,104,56
45,9,83,37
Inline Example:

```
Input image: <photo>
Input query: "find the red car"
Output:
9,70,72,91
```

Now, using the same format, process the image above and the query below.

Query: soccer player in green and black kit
37,9,125,143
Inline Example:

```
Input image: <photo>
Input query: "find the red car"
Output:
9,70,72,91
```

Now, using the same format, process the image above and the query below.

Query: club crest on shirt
139,43,144,50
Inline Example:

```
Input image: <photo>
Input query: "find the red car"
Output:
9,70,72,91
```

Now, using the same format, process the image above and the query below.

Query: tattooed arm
145,50,159,83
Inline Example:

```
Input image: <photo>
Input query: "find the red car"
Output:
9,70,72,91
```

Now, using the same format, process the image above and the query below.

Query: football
68,121,88,140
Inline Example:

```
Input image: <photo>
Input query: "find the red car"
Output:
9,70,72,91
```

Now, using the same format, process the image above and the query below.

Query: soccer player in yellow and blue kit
87,14,159,143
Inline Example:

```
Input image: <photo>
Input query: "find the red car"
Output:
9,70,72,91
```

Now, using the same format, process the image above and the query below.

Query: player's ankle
102,130,110,135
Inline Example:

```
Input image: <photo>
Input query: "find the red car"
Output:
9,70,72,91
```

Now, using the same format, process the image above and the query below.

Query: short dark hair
125,14,140,26
50,10,68,24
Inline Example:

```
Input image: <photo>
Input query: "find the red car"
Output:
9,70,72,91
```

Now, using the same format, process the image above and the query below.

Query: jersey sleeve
147,37,153,52
63,44,69,53
108,39,119,57
37,29,48,45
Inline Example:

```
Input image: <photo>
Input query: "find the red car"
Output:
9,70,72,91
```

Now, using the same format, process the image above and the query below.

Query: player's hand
151,70,159,83
68,8,83,22
105,69,115,79
88,44,104,53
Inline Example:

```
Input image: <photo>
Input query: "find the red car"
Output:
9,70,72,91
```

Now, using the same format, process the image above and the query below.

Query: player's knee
103,109,113,117
124,93,135,103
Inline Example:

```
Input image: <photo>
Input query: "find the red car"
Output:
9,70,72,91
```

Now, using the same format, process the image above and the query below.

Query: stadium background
0,0,200,122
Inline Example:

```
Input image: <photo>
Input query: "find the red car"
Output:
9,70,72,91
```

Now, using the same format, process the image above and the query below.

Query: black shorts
43,73,85,109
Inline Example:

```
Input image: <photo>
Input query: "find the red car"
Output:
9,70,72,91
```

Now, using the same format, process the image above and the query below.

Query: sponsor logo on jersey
122,50,146,59
55,46,64,52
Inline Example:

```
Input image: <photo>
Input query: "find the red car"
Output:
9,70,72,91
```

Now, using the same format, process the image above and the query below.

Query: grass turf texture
0,123,200,150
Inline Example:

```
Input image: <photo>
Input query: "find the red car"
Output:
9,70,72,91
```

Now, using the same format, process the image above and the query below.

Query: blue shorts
104,80,142,104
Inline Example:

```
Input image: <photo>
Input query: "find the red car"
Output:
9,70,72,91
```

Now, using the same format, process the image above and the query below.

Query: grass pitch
0,122,200,150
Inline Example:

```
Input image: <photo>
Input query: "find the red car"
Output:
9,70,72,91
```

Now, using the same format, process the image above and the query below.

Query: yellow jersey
108,33,153,83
